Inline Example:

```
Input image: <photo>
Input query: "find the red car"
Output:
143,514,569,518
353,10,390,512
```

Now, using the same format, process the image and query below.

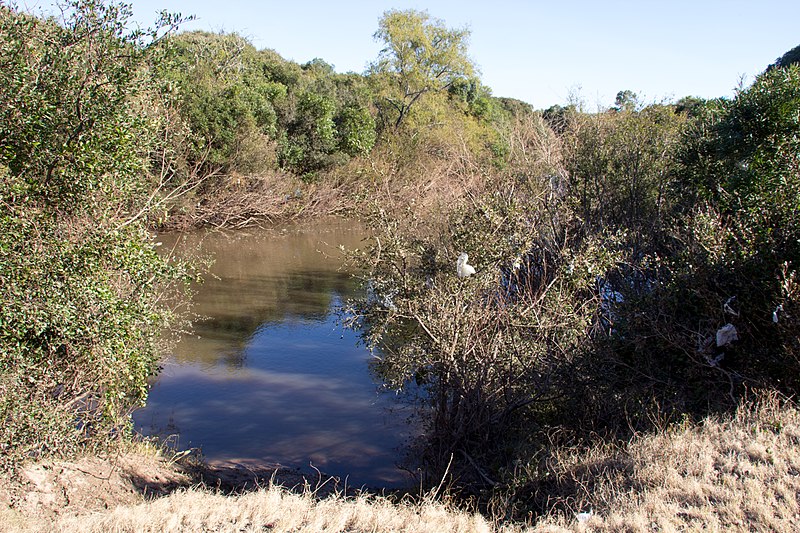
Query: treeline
140,9,525,228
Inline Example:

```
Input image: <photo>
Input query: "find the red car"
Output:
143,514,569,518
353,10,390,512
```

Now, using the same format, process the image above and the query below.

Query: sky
28,1,800,109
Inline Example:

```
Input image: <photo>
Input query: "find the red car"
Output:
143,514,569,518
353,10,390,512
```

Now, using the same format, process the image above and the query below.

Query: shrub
0,1,193,468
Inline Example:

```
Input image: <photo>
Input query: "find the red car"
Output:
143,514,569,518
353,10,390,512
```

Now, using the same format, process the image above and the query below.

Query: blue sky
38,1,800,109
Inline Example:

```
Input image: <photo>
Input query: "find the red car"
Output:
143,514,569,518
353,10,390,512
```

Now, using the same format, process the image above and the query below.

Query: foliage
768,43,800,70
562,103,687,245
370,9,474,129
612,89,639,112
0,1,193,468
350,53,800,513
157,31,284,172
162,31,377,180
658,64,800,391
350,114,618,488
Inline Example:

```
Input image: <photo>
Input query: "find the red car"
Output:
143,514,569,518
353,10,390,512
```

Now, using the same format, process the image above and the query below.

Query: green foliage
162,31,378,179
370,9,474,128
674,95,707,117
279,92,338,177
158,31,284,171
613,89,639,112
0,2,160,212
336,105,377,157
768,43,800,70
662,65,800,384
0,1,192,468
563,103,687,243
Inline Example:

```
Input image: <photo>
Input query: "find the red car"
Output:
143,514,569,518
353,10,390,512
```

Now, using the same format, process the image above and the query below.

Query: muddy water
133,220,413,487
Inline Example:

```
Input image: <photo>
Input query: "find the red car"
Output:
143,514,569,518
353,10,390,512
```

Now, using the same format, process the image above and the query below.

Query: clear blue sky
36,1,800,109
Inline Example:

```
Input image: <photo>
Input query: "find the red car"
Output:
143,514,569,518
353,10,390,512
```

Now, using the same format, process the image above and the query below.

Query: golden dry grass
54,489,499,533
534,393,800,531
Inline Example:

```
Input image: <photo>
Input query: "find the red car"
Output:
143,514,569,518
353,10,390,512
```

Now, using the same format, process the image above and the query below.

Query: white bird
457,253,476,278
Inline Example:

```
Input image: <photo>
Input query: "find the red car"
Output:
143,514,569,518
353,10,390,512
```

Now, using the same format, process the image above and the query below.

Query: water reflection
135,220,413,487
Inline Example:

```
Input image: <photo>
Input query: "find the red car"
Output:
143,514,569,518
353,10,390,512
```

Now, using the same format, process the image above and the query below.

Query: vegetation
0,1,194,469
351,43,800,521
3,394,799,531
2,0,800,529
370,9,474,129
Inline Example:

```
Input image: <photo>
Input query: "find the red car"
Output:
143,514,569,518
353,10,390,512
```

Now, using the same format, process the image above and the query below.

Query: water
133,220,413,487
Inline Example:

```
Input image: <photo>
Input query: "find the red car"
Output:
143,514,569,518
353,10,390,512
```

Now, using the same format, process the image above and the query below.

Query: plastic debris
723,296,739,316
576,510,593,523
773,304,784,323
716,323,738,347
707,352,725,367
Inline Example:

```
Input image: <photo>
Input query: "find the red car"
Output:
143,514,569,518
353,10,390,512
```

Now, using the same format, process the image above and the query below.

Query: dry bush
348,112,628,497
161,168,361,230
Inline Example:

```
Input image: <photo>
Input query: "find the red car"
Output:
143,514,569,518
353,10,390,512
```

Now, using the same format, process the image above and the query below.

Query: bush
0,1,192,468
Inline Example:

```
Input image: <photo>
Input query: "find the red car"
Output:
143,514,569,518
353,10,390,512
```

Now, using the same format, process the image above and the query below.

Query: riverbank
0,445,495,533
3,395,798,531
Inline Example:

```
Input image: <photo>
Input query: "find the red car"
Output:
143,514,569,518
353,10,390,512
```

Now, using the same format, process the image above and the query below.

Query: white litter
723,296,739,316
716,323,738,347
576,510,593,523
773,304,784,323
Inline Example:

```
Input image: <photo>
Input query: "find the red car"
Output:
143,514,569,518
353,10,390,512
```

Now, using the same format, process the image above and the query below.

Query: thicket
158,31,376,179
0,1,194,469
353,52,800,520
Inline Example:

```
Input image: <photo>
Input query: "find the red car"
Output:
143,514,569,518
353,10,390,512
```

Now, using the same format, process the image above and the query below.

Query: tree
767,43,800,71
0,0,193,466
370,9,474,128
613,89,639,112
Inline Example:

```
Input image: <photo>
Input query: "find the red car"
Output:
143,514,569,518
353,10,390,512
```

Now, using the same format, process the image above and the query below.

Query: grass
56,489,499,533
532,392,800,531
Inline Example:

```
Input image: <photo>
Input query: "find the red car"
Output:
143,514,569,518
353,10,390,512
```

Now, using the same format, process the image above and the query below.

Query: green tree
279,92,338,176
613,89,639,112
370,9,474,128
160,31,286,171
768,43,800,70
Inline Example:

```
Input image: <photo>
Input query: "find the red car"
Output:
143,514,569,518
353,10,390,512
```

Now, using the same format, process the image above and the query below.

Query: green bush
0,1,192,468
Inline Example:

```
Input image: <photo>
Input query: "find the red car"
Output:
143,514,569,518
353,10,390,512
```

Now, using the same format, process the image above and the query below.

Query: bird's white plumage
457,253,476,278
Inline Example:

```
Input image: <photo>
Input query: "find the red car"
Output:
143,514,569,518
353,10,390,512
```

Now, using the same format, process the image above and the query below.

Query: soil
0,451,334,529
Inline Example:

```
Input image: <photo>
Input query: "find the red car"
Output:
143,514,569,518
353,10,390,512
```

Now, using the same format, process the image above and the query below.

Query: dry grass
533,393,800,531
54,488,502,533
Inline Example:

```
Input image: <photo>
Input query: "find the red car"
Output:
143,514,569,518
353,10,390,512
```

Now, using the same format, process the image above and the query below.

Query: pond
133,219,413,488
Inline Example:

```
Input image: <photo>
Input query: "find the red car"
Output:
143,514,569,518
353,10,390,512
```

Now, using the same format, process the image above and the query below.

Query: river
133,219,413,488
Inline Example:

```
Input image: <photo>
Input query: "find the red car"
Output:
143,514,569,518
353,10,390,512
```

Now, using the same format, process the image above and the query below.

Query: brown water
133,220,413,487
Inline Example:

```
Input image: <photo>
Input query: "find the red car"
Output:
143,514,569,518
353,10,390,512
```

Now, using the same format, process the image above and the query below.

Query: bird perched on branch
457,253,476,278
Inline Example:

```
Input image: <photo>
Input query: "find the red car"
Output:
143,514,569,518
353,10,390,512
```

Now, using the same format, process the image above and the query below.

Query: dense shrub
0,1,192,468
351,58,800,511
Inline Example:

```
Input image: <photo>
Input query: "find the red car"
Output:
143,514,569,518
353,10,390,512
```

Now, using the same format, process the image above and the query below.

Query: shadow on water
134,220,416,489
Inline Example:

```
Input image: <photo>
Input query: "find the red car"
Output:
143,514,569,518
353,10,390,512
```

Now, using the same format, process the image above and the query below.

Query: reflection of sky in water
134,222,413,487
